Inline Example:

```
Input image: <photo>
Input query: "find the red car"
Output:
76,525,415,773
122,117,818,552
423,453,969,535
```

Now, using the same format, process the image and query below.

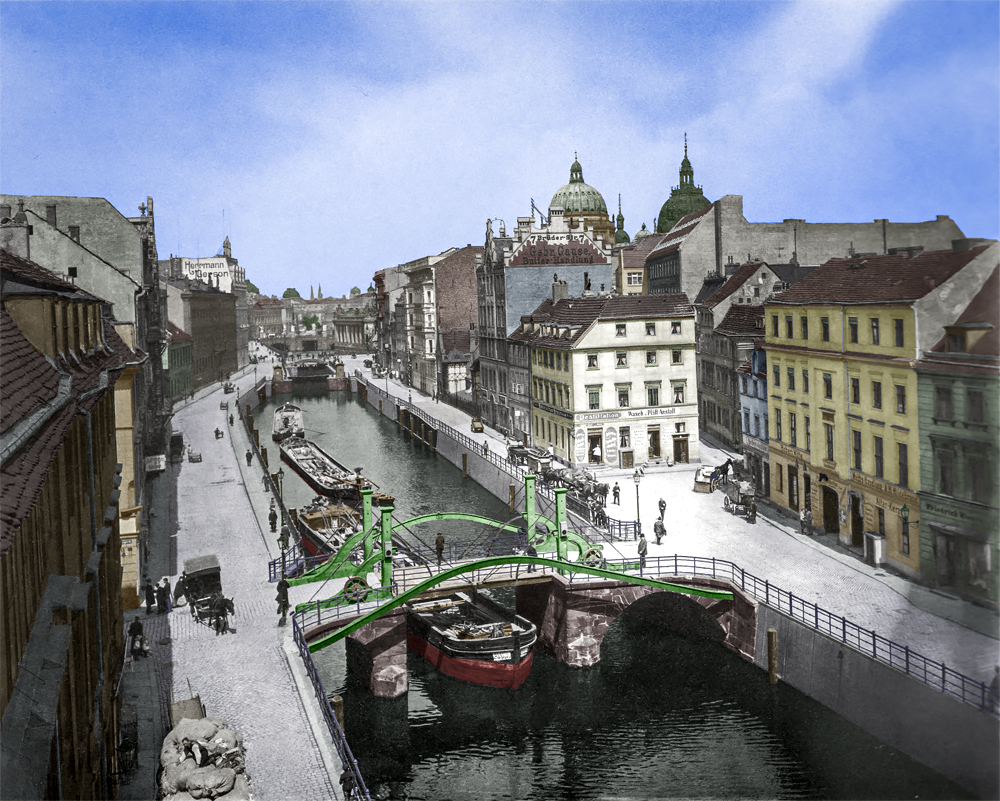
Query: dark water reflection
279,391,971,800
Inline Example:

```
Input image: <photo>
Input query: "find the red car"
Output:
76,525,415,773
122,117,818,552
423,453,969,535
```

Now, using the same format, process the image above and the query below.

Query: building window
671,321,681,335
646,322,656,335
627,272,643,286
589,389,600,410
556,352,562,370
618,387,630,407
874,436,884,478
764,415,769,441
673,384,685,404
851,377,860,404
646,350,657,365
545,385,550,403
894,319,904,348
821,317,830,342
787,368,795,391
785,316,794,338
878,507,885,536
671,349,682,364
896,385,906,414
853,430,862,470
871,318,880,346
744,410,750,432
772,315,779,337
948,333,966,353
69,225,80,243
647,385,660,407
789,412,797,447
971,455,990,503
802,369,809,394
616,323,627,337
938,448,954,495
675,422,686,433
849,317,858,343
777,463,783,493
823,373,832,399
616,352,628,367
968,389,985,424
620,427,630,448
773,365,780,388
776,412,782,442
901,520,910,555
800,316,809,340
741,375,748,394
754,415,761,438
587,353,598,369
898,443,908,488
825,423,834,460
805,417,811,452
935,386,953,420
872,381,882,410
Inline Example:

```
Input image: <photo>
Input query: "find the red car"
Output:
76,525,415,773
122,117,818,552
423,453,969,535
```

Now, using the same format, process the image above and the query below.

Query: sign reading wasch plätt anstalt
509,236,608,267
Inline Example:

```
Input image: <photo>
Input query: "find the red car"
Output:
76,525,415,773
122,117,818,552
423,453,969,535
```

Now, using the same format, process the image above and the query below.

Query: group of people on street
145,576,172,615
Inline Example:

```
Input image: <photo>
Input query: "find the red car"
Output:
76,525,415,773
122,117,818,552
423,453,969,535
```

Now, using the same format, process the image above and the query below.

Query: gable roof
702,263,765,308
928,265,999,358
715,304,765,337
770,246,994,305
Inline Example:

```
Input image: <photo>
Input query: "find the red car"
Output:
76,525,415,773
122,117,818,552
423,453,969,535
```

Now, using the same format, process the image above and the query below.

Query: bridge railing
290,611,371,800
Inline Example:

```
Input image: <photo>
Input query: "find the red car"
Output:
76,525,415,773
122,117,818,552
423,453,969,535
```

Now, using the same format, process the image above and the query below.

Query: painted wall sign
603,426,618,464
509,238,609,267
575,428,587,462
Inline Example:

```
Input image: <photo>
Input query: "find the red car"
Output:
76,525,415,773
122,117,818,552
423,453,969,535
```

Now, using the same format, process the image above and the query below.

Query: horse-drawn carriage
182,555,235,634
722,480,757,523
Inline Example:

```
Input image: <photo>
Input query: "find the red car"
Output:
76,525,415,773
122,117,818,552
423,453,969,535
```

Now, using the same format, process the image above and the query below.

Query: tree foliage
282,287,301,298
246,279,260,294
301,314,320,330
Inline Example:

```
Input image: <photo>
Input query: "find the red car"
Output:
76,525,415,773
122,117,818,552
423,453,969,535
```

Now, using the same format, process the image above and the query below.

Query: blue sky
2,1,997,298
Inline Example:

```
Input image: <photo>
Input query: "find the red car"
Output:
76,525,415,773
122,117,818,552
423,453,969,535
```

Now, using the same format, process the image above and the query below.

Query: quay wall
755,605,999,799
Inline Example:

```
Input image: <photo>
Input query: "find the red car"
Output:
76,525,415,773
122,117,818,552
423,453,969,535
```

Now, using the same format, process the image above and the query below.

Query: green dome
350,286,361,296
656,137,711,233
633,223,652,240
614,194,630,244
550,157,608,215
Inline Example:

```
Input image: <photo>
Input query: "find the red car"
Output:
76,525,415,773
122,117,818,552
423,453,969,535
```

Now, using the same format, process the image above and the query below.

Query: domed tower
549,155,615,243
633,222,652,241
656,135,711,234
614,195,630,245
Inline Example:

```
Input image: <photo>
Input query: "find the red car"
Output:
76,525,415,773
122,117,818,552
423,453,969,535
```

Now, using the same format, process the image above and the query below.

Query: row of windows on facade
740,374,767,400
614,321,683,338
534,348,686,370
648,259,680,280
701,362,737,397
704,399,735,432
771,314,906,348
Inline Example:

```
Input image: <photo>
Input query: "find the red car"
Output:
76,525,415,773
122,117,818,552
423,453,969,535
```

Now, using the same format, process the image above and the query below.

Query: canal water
262,390,973,800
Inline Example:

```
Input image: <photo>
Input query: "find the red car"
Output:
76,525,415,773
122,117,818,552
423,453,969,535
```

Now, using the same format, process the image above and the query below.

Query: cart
183,555,223,625
723,481,757,523
470,418,484,433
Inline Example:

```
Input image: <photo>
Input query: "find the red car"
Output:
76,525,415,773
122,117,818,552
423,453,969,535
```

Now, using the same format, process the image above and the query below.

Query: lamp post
633,469,642,539
277,465,288,625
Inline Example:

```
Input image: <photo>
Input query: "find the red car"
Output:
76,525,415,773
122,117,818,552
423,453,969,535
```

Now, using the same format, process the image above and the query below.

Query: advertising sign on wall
603,426,618,465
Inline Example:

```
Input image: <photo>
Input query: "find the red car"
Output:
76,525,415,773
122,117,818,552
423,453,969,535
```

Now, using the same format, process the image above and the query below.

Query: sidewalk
118,357,342,801
348,359,998,685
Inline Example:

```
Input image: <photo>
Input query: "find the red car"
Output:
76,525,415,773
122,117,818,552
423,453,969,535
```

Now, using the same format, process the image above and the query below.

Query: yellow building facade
765,303,921,576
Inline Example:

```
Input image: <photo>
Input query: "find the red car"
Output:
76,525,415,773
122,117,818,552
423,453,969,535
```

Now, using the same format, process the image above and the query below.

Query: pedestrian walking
612,482,620,505
988,666,1000,714
658,498,666,519
637,531,648,570
653,518,665,546
229,413,234,426
525,542,538,572
435,533,445,565
144,578,155,614
800,506,813,536
483,440,489,456
269,506,278,533
276,577,290,617
161,578,172,613
128,617,150,658
245,449,253,467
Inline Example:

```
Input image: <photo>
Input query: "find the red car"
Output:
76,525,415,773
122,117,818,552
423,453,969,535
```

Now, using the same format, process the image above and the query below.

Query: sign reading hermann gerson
509,238,608,267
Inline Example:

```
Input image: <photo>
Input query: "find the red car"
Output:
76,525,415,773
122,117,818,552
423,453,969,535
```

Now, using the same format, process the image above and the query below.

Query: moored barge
272,403,305,442
279,438,371,501
406,590,536,689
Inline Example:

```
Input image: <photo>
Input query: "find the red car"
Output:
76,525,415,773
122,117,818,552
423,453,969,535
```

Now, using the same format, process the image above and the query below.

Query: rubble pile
159,716,252,800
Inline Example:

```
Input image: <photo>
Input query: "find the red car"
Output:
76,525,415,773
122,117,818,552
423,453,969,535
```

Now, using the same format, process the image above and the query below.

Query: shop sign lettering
509,238,609,267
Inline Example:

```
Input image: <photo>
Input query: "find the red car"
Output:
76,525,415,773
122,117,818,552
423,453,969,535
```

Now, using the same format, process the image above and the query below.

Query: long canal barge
279,438,372,501
406,590,537,689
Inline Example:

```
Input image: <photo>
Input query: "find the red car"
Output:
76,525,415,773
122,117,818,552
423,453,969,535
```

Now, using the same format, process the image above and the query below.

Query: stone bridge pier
342,608,408,698
515,574,757,667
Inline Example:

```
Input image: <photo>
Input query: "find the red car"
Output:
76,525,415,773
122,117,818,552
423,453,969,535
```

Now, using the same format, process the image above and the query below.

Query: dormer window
948,333,966,353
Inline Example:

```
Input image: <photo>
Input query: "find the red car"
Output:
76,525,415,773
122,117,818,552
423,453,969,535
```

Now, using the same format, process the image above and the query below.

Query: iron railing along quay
290,612,371,800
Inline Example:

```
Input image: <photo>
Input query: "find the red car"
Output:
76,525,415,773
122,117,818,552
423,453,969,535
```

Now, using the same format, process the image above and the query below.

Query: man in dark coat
612,482,620,504
276,578,290,617
128,617,149,658
637,532,647,570
145,578,156,614
245,450,253,467
435,533,445,566
653,518,666,546
269,506,278,533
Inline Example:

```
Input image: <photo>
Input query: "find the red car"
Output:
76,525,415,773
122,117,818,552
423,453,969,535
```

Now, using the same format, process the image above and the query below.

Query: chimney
46,204,57,228
552,278,569,303
952,238,994,254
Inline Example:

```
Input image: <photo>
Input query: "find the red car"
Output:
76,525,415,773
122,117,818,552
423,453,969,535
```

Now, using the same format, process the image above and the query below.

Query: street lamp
633,469,642,539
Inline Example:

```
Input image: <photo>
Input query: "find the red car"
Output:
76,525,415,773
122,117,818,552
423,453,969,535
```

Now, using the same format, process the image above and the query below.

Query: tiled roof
2,315,134,553
440,328,472,357
672,203,714,231
770,246,994,305
167,321,193,344
715,304,765,337
702,263,764,308
253,297,284,308
737,359,752,375
694,274,727,305
509,293,694,349
1,248,103,302
0,306,61,436
770,262,819,286
647,204,714,260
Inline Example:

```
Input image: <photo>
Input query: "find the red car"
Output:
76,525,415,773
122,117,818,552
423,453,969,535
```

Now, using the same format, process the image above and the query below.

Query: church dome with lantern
548,155,615,243
656,136,711,234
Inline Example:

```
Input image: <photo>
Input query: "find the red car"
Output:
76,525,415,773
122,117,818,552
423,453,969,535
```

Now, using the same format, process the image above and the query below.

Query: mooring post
361,488,374,563
462,452,468,477
332,695,344,731
261,447,268,469
253,428,259,448
509,484,516,513
767,628,778,684
379,399,383,415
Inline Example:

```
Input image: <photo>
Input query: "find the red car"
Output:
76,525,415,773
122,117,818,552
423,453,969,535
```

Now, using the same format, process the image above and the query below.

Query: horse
210,594,235,635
